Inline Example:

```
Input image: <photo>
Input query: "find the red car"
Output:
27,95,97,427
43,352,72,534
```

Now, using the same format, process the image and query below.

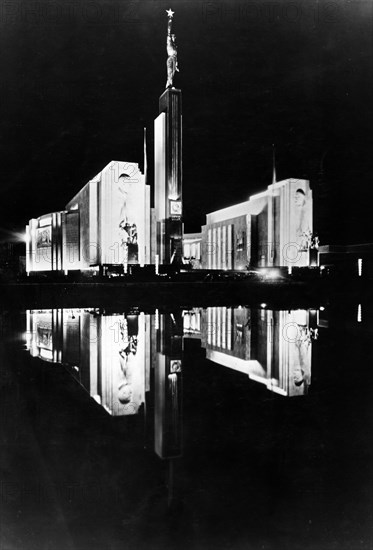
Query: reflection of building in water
26,309,151,415
182,308,202,338
153,312,183,459
89,313,149,416
26,309,80,364
185,307,314,397
26,308,183,459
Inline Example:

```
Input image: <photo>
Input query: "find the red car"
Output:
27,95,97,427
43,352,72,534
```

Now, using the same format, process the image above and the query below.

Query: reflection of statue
118,317,138,407
292,325,311,391
165,9,179,88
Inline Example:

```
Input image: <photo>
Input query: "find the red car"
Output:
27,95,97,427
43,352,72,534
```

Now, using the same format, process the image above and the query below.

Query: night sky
0,0,372,244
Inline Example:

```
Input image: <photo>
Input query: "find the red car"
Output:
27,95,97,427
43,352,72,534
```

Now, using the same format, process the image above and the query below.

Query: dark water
1,303,372,550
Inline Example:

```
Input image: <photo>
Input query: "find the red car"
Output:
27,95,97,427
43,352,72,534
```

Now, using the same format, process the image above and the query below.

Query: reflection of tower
154,312,183,459
154,13,183,266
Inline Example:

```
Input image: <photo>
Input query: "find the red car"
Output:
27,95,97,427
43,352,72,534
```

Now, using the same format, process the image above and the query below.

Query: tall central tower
154,9,183,265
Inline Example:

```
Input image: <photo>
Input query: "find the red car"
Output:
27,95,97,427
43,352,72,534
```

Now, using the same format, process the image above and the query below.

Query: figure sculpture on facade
300,229,320,251
118,173,139,268
294,188,312,252
166,9,179,88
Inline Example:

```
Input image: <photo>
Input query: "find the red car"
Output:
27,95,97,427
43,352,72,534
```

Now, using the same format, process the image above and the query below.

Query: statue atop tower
165,9,179,88
154,9,183,266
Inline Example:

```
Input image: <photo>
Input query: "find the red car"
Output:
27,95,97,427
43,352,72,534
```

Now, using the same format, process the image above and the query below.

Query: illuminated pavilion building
25,166,314,274
184,177,314,270
25,9,315,275
26,161,153,274
25,11,184,275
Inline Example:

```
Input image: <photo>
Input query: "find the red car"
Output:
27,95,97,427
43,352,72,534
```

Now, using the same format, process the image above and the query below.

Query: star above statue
165,8,178,88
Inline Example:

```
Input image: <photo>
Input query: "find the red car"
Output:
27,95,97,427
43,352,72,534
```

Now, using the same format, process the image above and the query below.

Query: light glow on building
26,161,153,274
198,178,313,270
